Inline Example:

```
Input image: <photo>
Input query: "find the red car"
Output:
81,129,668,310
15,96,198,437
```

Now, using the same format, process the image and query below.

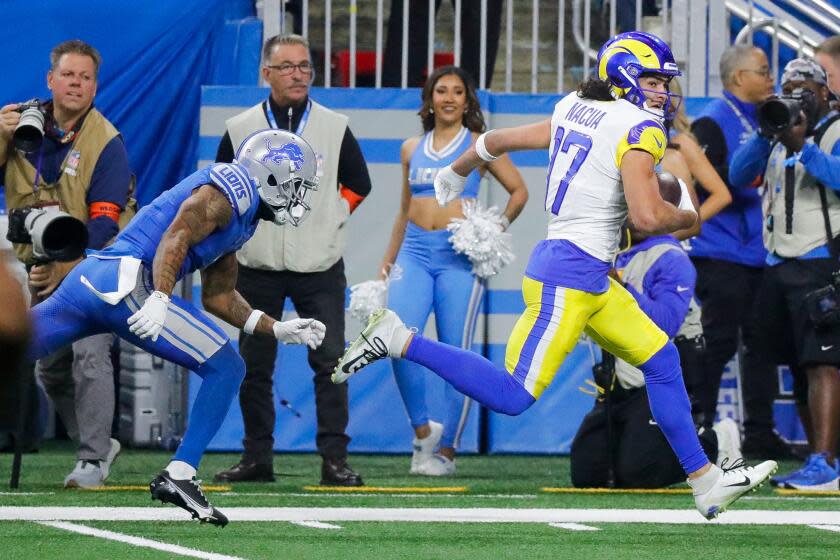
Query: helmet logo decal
261,140,306,171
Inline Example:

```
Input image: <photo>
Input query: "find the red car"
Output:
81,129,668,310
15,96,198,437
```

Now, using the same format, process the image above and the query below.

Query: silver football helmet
235,129,319,226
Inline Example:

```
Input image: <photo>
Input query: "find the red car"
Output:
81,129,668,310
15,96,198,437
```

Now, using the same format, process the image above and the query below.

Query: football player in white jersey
335,31,776,519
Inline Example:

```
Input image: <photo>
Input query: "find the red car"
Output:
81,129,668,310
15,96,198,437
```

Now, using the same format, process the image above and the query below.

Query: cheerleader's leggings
387,221,484,449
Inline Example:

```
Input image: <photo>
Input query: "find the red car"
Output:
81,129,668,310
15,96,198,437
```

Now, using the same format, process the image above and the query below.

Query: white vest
227,100,349,272
762,118,840,258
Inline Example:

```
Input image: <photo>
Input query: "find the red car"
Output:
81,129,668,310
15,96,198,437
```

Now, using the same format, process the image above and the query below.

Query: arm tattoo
201,253,277,334
152,185,232,295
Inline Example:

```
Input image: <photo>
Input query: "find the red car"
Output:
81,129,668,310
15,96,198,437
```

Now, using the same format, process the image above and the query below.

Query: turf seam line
290,520,343,530
548,522,601,531
37,521,245,560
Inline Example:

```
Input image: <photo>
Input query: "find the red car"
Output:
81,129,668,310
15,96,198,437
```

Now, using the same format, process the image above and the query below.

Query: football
657,171,682,205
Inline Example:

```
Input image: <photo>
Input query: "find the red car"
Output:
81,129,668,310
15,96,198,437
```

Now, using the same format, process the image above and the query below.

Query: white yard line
1,507,839,525
290,520,342,529
217,492,538,499
0,492,55,496
549,522,601,531
37,521,245,560
810,525,840,533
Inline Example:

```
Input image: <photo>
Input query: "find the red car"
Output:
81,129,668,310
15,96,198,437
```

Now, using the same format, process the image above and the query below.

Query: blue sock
172,343,246,468
405,335,535,415
640,342,709,474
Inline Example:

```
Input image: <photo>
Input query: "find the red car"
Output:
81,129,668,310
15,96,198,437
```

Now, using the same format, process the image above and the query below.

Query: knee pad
639,341,681,385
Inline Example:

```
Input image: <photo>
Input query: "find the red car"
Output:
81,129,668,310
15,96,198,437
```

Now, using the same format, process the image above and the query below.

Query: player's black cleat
149,470,229,527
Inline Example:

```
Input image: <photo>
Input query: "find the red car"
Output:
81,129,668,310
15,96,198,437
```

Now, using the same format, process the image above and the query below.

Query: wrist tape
475,131,498,162
244,310,265,335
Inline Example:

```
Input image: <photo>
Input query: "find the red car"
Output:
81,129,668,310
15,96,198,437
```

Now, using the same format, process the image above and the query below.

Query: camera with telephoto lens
13,99,47,152
757,88,818,137
6,205,88,264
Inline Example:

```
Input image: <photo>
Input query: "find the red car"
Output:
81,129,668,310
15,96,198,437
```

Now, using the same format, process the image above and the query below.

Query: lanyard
813,110,839,132
723,95,756,136
264,98,311,135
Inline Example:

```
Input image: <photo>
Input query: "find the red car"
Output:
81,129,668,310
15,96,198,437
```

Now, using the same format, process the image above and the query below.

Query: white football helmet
235,129,319,226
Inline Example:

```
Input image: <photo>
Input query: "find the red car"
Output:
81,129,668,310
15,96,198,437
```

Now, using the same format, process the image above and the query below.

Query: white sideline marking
218,492,538,499
0,492,55,496
811,525,840,533
38,521,245,560
290,520,342,530
2,507,840,525
549,522,600,531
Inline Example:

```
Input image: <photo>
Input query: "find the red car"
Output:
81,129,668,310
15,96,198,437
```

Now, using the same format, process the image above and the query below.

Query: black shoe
320,457,364,486
742,430,798,460
213,461,275,483
150,470,229,527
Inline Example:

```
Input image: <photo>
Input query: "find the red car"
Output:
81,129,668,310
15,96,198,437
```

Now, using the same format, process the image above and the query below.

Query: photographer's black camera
13,99,46,152
6,205,88,263
757,88,817,136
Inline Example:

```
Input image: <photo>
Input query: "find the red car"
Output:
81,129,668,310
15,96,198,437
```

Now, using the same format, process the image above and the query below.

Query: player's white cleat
411,421,443,474
332,309,412,384
689,459,777,520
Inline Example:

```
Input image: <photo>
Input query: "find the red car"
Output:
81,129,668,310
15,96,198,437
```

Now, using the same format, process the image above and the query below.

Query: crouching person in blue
27,130,326,526
570,226,743,488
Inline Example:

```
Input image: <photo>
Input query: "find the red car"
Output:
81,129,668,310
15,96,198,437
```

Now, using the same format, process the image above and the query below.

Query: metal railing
258,0,838,95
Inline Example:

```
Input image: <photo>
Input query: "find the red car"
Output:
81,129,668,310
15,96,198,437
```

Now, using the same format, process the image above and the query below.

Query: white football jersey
544,94,667,262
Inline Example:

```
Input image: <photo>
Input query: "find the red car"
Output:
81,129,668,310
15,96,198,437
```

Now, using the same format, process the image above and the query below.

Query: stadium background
0,0,811,456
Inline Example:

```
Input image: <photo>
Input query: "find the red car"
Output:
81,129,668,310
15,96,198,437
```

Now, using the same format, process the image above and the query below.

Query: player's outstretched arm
436,119,550,206
621,149,698,234
451,119,552,177
201,253,325,350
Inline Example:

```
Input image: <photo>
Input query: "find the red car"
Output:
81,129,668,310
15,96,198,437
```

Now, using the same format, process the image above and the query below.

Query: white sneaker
415,453,456,476
101,438,122,480
712,418,743,468
690,460,778,520
64,460,105,489
333,309,411,383
410,421,443,474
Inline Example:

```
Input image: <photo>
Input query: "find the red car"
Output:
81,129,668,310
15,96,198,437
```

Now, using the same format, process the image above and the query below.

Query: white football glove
127,290,169,341
434,164,468,207
273,318,327,350
676,178,698,216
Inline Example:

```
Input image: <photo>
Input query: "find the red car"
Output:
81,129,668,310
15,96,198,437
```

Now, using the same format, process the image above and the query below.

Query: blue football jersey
106,163,260,280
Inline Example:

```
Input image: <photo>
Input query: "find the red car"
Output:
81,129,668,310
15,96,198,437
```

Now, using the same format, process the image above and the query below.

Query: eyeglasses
265,62,313,76
743,68,772,78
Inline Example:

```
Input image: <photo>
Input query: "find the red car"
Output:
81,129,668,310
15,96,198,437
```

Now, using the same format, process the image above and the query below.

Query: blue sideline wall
192,87,804,455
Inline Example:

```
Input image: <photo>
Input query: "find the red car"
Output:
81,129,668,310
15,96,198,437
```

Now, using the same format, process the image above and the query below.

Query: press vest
4,108,136,265
615,242,702,390
226,100,348,272
762,119,840,258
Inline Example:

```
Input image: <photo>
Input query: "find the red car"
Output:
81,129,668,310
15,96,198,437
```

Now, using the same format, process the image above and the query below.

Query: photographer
0,40,134,488
730,58,840,491
570,226,741,489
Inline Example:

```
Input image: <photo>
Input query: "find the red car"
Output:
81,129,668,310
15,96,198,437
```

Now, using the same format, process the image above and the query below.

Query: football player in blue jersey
335,32,777,519
27,129,325,526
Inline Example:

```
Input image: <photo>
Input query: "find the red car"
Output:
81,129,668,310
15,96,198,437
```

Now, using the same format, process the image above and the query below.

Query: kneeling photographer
730,58,840,491
0,40,134,488
570,225,741,489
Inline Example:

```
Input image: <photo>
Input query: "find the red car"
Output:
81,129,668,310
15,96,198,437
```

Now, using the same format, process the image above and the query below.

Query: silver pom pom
447,200,514,279
347,264,403,322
